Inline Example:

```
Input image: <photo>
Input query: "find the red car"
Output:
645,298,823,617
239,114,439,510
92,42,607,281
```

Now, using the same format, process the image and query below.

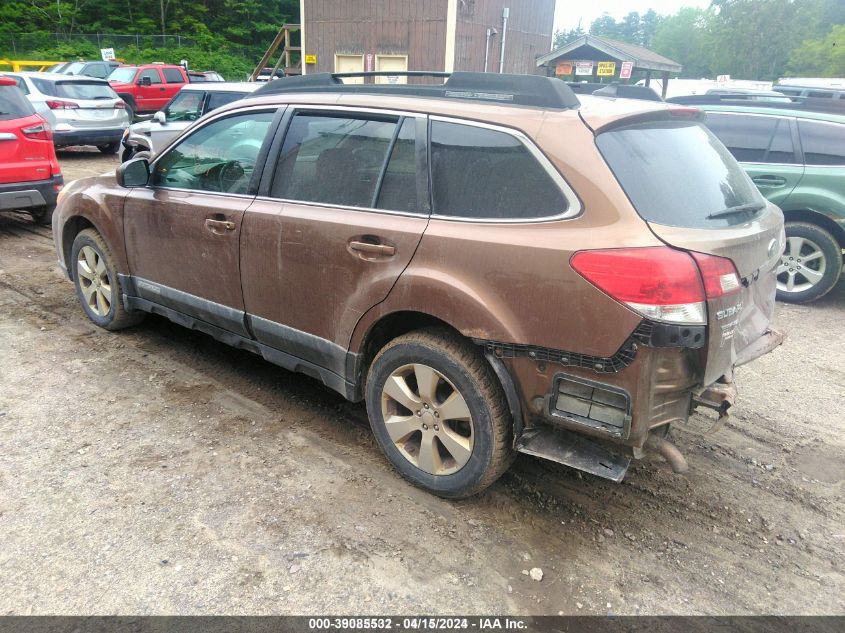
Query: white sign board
575,61,593,76
100,48,115,61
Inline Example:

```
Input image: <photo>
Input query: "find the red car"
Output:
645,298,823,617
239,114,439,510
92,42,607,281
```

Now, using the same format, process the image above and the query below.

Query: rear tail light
114,101,126,109
571,247,742,325
21,121,52,141
46,100,79,110
691,252,742,298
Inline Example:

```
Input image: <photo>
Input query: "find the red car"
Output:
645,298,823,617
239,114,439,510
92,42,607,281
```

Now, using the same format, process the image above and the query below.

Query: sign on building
100,48,115,61
575,61,593,76
555,61,573,76
620,61,634,79
304,54,317,64
597,61,616,77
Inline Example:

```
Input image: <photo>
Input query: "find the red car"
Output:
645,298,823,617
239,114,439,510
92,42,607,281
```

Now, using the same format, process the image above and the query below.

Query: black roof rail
667,93,845,116
250,71,581,110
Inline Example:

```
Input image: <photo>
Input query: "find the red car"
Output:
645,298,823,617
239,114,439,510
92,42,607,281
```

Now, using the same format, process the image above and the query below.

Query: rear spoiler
585,105,704,135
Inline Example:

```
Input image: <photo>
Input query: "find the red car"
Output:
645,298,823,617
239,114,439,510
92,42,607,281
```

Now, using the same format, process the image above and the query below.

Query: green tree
787,24,845,76
652,7,713,77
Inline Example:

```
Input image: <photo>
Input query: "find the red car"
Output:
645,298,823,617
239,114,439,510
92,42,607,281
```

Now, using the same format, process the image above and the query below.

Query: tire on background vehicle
98,141,120,155
776,221,842,304
30,204,55,226
70,228,144,330
365,327,515,498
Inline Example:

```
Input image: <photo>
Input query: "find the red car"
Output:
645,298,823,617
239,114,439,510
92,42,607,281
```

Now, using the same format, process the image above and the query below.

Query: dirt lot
0,149,843,615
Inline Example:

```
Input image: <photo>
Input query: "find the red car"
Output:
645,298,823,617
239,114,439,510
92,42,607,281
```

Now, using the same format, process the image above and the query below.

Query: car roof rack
250,71,581,110
667,93,845,116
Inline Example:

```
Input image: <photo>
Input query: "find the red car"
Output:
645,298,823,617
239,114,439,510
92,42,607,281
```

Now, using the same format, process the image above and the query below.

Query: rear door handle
752,175,787,188
205,218,236,233
349,240,395,256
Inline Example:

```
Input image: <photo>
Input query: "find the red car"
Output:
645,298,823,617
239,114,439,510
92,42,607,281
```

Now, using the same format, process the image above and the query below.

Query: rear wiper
707,202,765,219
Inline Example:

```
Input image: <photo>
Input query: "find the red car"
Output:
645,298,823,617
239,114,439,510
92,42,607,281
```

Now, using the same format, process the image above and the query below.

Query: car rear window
596,120,765,228
33,78,117,100
0,84,35,120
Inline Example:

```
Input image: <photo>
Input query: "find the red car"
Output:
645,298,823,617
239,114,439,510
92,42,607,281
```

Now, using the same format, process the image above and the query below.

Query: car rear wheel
776,222,842,303
71,228,144,330
365,328,514,498
98,142,120,155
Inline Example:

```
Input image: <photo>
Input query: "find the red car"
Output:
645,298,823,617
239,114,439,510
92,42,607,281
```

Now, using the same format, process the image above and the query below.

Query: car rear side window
704,113,796,164
596,120,765,228
429,120,566,220
0,84,35,120
162,68,184,83
270,113,404,209
798,120,845,165
206,92,244,111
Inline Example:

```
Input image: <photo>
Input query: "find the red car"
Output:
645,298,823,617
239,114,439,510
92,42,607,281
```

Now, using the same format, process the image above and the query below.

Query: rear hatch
589,107,783,385
41,79,127,128
0,81,55,184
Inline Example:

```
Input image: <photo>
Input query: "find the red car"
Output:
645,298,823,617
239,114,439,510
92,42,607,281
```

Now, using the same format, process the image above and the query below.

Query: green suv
696,102,845,303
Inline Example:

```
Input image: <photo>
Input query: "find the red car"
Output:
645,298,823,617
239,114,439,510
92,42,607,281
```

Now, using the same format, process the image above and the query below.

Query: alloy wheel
380,363,474,476
777,236,826,294
76,245,112,317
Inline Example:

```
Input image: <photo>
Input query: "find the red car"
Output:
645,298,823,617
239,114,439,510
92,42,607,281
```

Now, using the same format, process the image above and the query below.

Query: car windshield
64,62,85,75
164,90,204,121
0,84,35,120
596,120,765,228
109,68,137,83
33,79,117,100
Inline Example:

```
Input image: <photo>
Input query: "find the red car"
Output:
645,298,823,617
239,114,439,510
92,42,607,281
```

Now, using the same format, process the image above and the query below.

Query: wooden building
298,0,555,80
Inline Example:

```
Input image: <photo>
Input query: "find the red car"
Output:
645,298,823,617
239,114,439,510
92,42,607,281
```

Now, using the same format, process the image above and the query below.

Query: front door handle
349,240,395,256
205,218,236,234
752,175,787,188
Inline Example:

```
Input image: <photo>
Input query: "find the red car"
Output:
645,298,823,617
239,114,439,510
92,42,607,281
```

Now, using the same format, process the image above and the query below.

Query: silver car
121,82,258,162
1,72,129,154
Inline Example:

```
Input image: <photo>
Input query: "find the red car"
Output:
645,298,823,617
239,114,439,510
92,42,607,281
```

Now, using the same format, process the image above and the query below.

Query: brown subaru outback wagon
53,72,784,498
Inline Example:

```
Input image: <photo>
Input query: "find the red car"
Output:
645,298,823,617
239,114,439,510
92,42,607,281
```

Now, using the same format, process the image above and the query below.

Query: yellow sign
597,61,616,77
555,61,573,76
304,54,317,65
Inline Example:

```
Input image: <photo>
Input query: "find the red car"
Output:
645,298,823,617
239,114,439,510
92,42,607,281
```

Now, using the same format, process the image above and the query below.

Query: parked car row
50,71,786,498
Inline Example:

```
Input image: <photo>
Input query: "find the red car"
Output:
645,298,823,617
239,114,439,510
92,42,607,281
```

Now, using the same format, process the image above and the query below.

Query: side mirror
153,111,166,124
116,158,150,188
138,76,152,87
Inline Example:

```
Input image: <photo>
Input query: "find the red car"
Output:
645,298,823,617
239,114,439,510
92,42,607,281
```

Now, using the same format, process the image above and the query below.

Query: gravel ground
0,150,843,615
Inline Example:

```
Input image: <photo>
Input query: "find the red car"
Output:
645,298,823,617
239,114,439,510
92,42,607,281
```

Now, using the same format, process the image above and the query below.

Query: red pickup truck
108,64,189,120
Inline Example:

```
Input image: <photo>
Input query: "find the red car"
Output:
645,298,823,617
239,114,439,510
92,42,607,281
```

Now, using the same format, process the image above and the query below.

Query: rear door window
0,84,35,120
798,120,845,165
704,113,797,164
206,91,244,112
596,120,765,228
429,120,567,220
162,68,184,84
270,112,406,209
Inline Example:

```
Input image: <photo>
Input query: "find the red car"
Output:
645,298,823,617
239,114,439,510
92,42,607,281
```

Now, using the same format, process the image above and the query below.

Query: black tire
776,222,842,304
98,141,120,155
70,228,144,331
30,204,55,226
365,328,515,498
120,144,135,163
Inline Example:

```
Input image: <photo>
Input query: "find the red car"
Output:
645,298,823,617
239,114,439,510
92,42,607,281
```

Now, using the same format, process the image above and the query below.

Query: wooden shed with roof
535,34,682,98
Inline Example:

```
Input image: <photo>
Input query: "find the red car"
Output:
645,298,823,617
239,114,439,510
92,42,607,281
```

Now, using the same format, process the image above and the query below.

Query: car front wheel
70,228,144,330
776,222,842,303
365,328,514,498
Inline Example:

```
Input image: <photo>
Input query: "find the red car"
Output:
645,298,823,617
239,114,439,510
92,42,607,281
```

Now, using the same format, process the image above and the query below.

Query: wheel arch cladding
782,209,845,249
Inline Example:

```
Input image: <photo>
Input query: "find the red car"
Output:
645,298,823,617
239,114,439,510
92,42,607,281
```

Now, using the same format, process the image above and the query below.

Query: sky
553,0,711,32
